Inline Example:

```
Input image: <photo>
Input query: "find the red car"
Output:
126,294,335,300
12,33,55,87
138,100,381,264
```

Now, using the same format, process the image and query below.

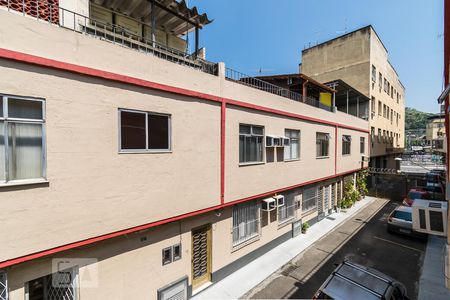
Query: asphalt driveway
247,198,427,300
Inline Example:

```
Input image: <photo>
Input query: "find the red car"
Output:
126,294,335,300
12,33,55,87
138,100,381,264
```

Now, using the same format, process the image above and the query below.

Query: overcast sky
188,0,444,113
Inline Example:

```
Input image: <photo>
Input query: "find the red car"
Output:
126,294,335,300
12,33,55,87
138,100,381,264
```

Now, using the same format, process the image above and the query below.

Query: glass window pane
249,136,257,162
8,98,43,120
239,135,245,163
252,126,263,135
148,114,169,150
0,97,3,117
256,136,263,161
291,139,299,159
284,141,291,160
120,111,146,150
8,123,43,180
0,121,4,181
239,125,251,134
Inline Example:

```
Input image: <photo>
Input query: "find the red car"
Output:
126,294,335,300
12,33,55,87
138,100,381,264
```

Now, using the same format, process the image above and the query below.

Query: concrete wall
5,185,344,300
0,9,367,268
301,27,371,97
368,27,405,157
301,26,406,161
426,118,445,140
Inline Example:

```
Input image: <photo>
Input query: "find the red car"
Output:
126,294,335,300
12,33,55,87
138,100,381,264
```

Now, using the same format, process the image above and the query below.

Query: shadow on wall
367,174,419,202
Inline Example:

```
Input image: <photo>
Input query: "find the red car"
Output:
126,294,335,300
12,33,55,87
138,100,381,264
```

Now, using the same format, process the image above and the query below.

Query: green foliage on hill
405,107,434,130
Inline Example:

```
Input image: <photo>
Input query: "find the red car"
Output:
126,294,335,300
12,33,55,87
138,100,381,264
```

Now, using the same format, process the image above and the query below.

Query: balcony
0,0,217,74
225,70,335,113
0,0,371,119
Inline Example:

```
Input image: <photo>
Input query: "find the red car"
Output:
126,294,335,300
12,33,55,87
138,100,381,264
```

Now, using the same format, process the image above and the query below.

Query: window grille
0,271,7,300
278,190,297,223
26,268,77,300
303,186,317,213
232,201,260,246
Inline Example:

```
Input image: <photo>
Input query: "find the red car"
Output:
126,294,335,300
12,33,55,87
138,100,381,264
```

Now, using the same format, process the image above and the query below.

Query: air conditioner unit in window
273,195,285,207
266,136,274,147
282,137,290,147
266,135,281,147
262,198,276,211
412,199,448,236
273,136,282,147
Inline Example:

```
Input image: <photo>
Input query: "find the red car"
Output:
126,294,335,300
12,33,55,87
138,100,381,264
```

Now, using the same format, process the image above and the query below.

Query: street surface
246,198,427,300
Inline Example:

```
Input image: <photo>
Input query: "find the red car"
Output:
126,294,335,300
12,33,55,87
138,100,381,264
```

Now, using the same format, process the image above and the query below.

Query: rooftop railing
0,0,218,75
225,67,333,112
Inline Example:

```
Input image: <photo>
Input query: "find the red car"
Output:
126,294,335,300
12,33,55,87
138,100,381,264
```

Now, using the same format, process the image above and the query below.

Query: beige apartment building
0,1,369,299
426,115,446,154
301,25,406,169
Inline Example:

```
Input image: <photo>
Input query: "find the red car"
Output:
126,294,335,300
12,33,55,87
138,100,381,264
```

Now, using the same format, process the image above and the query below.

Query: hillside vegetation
405,107,435,131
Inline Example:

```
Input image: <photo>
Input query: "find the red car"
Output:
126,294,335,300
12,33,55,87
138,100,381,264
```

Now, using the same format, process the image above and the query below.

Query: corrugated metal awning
91,0,212,36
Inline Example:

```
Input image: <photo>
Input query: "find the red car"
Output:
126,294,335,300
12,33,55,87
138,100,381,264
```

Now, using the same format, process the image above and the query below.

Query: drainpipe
346,90,349,114
332,91,336,112
356,96,360,118
302,80,309,102
150,0,155,46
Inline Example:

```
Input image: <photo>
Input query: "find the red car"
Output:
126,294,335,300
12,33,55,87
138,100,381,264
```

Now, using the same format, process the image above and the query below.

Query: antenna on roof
336,18,348,34
314,29,322,46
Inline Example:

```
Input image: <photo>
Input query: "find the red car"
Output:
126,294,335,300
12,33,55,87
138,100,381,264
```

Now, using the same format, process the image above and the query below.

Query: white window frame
0,95,47,184
360,137,365,154
232,201,261,248
284,129,300,161
239,124,264,165
316,132,330,158
118,108,171,153
342,135,351,156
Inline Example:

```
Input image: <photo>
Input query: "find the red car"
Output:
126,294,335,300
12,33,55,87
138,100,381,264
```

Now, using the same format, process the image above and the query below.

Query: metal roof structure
255,73,336,93
91,0,212,36
325,79,370,103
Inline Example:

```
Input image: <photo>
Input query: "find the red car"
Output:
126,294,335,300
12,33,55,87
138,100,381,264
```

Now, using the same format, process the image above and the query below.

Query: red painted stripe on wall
0,167,367,269
0,48,368,133
0,47,370,268
224,98,369,133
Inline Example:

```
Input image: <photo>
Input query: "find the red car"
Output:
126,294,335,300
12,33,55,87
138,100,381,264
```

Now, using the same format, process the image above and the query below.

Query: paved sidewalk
192,196,379,300
418,235,450,300
245,198,388,299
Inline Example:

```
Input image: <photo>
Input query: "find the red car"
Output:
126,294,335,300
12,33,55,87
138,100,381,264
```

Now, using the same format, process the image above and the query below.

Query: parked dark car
387,206,427,239
313,260,409,300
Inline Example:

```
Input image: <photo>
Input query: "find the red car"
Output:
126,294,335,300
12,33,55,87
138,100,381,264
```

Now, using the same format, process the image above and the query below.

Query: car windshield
393,210,412,221
407,191,423,199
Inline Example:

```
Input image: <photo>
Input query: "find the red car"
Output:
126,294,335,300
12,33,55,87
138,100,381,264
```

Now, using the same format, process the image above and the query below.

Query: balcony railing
225,67,333,112
0,0,218,75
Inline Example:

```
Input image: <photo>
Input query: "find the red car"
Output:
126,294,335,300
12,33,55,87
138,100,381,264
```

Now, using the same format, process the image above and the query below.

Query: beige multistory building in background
301,26,406,169
426,115,446,154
